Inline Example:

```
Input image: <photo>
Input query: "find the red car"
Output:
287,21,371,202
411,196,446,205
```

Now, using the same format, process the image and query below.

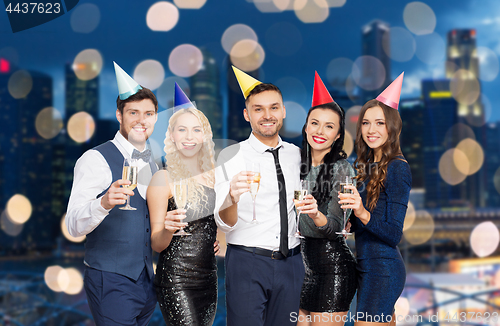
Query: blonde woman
147,85,218,326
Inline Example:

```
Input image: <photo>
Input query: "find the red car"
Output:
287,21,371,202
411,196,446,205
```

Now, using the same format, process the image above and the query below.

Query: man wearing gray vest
66,62,159,326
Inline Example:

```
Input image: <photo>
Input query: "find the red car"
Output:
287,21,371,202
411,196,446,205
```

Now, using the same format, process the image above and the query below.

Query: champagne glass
119,158,138,210
336,176,353,235
173,180,191,236
293,180,309,238
246,163,260,224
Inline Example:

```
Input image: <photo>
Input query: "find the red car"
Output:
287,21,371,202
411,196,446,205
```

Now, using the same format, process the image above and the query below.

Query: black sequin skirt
154,215,217,326
300,236,357,313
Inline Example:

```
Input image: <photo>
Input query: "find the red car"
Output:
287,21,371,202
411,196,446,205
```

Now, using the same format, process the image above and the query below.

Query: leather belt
228,244,301,260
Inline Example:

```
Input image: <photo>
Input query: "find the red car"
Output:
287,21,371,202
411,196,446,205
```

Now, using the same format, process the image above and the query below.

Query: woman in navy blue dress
339,73,411,326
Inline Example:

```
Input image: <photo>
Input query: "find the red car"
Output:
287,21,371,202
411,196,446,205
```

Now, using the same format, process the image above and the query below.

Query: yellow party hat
232,65,262,99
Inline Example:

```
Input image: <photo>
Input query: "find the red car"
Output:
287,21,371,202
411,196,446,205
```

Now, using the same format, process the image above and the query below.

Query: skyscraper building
399,98,425,189
63,63,99,199
421,79,483,209
361,20,391,103
226,60,258,142
0,66,55,251
190,48,223,140
445,29,484,128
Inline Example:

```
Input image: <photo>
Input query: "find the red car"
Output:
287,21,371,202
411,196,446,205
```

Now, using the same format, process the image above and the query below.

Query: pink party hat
376,72,404,110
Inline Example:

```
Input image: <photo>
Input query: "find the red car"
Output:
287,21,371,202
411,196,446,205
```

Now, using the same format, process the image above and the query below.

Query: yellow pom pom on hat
232,65,262,99
114,61,142,100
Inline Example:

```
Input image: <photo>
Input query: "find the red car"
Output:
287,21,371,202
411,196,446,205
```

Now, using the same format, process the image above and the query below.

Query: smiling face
244,90,285,145
305,108,341,161
170,112,204,159
361,106,388,158
116,99,157,151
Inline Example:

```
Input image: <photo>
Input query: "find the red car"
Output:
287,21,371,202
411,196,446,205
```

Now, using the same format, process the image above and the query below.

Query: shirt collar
248,132,284,154
114,131,148,157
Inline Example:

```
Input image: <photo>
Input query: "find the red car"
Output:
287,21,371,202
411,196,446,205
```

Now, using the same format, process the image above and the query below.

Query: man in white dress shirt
66,63,159,326
215,75,305,325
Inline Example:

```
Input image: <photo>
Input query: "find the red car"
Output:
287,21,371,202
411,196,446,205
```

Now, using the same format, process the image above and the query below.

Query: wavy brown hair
354,99,406,211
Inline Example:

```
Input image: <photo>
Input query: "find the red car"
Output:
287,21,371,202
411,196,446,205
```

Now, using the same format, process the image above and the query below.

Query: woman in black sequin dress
147,104,218,326
296,73,357,326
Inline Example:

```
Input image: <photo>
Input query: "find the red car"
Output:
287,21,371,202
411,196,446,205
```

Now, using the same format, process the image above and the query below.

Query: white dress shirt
214,133,301,251
66,131,155,237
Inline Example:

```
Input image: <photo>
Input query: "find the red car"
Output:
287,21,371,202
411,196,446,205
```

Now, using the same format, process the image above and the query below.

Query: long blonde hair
164,107,215,204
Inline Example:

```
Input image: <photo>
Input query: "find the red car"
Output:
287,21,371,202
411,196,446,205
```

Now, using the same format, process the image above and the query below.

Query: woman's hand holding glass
164,208,188,233
297,194,321,220
338,185,371,225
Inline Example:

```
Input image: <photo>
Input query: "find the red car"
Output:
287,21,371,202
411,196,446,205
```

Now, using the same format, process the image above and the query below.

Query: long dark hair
300,102,347,206
354,99,405,211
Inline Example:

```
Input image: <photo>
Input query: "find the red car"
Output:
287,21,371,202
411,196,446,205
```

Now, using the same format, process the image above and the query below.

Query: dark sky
1,0,499,122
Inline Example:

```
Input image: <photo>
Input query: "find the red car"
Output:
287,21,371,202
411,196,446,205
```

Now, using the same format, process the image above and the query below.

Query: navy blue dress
352,158,411,322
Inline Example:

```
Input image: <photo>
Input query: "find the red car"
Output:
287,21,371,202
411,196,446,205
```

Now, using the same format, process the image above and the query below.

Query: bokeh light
345,105,361,137
70,3,100,33
174,0,206,9
230,40,265,72
403,201,416,231
343,131,354,157
383,27,416,62
439,149,467,185
56,268,70,292
325,0,346,7
1,210,23,237
8,70,32,99
444,122,475,147
67,112,96,143
35,107,63,139
477,46,499,81
455,138,484,175
133,60,165,91
168,44,204,77
352,56,386,91
450,69,480,106
157,76,189,109
415,32,446,65
273,0,293,10
146,1,179,32
470,222,500,258
345,75,358,104
403,2,436,35
254,0,286,13
6,194,32,224
403,210,434,245
265,22,302,57
44,265,66,292
61,214,85,243
72,49,103,81
294,0,329,24
395,297,410,319
327,57,353,91
275,77,307,105
64,268,84,295
221,24,258,55
281,101,306,138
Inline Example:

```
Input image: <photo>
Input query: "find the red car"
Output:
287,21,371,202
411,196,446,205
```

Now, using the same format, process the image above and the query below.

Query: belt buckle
271,251,281,260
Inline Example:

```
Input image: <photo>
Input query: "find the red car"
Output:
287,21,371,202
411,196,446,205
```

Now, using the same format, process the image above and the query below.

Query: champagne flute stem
296,208,300,233
343,209,347,231
126,194,131,208
252,199,256,222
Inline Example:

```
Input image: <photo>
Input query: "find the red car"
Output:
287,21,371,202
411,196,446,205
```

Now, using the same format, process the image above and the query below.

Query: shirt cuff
91,197,111,220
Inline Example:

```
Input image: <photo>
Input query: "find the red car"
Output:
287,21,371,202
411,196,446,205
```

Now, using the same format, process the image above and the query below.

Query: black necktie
266,147,289,257
131,149,151,162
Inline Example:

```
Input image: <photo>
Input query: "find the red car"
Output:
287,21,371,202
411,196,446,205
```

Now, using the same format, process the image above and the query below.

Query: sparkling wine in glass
246,163,260,224
120,158,138,210
336,176,353,235
293,180,309,238
173,181,191,236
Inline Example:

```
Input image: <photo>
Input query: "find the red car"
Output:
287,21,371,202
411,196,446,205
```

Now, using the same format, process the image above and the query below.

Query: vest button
145,242,148,247
146,228,149,233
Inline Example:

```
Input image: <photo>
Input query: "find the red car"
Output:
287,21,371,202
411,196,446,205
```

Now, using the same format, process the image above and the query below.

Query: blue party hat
173,82,195,112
